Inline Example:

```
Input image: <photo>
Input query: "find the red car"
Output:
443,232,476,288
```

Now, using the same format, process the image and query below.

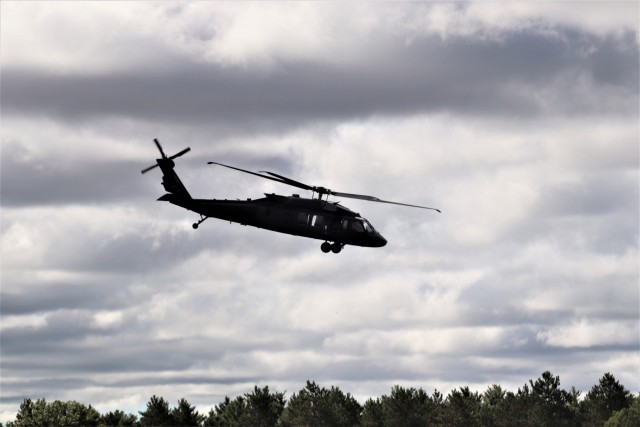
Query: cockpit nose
376,233,387,247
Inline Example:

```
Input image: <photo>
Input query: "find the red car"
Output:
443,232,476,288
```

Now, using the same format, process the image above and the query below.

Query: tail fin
157,158,191,199
141,138,192,200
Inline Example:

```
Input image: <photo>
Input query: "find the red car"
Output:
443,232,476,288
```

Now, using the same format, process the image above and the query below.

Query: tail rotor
141,138,191,174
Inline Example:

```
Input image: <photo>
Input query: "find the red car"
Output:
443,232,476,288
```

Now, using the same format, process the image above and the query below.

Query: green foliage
360,398,384,427
4,372,637,427
7,398,100,427
526,370,577,426
604,395,640,427
99,409,139,427
479,385,506,427
138,395,173,427
383,385,438,426
443,386,482,426
208,396,246,427
279,381,361,427
243,386,286,427
203,385,285,427
172,398,205,426
138,396,205,426
583,372,634,426
361,386,445,426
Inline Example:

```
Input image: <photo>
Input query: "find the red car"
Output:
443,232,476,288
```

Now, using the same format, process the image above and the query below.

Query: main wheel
192,223,199,229
321,242,331,253
331,244,342,254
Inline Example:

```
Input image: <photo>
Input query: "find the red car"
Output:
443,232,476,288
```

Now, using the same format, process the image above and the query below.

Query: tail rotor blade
154,138,166,158
143,140,190,174
169,147,191,160
141,163,159,174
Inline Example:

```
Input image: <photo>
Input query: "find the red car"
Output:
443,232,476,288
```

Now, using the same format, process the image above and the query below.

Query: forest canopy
3,372,638,427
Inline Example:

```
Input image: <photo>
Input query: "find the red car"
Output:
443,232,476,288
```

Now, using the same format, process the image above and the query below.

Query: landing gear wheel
331,243,343,254
321,242,331,253
193,215,208,230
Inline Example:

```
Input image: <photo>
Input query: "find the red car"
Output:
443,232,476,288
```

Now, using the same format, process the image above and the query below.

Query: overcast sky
1,1,638,421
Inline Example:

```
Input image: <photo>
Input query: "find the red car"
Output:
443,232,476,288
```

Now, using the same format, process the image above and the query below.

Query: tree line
4,371,638,426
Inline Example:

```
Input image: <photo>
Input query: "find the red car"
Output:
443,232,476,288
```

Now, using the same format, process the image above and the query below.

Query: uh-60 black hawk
141,139,440,254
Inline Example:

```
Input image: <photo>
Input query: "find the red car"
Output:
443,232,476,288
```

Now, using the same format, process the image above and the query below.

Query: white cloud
1,1,638,423
1,2,178,73
91,311,125,330
324,325,514,357
400,2,638,40
3,2,637,73
471,2,639,38
538,319,639,347
0,314,48,331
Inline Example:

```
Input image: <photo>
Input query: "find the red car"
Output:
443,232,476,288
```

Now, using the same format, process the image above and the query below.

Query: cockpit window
352,218,374,233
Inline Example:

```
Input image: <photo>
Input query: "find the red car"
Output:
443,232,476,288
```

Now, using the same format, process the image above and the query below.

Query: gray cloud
1,282,125,316
1,155,148,207
1,2,638,423
3,29,637,130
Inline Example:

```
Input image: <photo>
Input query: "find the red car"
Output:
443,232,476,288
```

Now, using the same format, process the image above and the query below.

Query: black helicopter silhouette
142,139,440,253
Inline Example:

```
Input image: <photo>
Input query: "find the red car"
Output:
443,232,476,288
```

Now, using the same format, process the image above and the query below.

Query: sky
1,1,638,421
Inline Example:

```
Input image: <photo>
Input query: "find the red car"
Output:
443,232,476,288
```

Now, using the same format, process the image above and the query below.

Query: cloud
537,319,639,348
3,6,638,130
7,41,639,122
5,3,636,72
1,2,638,423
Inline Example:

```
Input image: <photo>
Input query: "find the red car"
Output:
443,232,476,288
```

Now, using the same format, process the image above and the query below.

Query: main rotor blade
208,161,440,212
259,171,314,191
331,191,441,212
208,161,310,190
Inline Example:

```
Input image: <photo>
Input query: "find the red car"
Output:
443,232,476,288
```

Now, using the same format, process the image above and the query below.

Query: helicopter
141,139,440,254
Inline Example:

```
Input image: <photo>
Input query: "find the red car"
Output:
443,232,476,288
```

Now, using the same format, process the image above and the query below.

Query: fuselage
160,193,387,248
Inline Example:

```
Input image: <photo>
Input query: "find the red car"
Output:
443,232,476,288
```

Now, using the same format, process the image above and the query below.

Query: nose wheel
321,242,343,254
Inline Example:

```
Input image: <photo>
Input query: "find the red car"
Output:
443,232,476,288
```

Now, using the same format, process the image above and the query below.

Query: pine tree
172,398,204,426
583,373,633,426
139,395,173,427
